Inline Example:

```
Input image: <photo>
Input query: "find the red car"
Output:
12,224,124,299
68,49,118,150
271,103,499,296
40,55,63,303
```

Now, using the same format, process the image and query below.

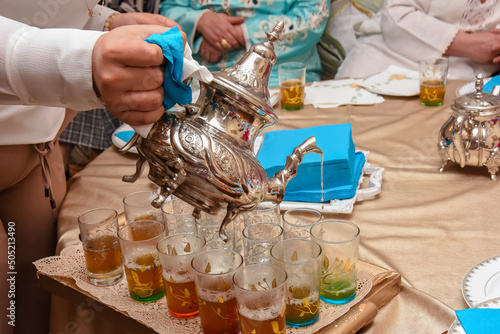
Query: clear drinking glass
157,233,206,318
161,196,197,234
123,190,163,224
282,208,323,239
78,208,123,286
310,220,360,305
271,239,322,328
191,249,243,334
242,222,283,265
233,264,287,334
118,220,166,302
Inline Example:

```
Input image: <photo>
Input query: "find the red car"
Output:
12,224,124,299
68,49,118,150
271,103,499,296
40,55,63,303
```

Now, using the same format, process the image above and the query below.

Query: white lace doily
35,244,374,333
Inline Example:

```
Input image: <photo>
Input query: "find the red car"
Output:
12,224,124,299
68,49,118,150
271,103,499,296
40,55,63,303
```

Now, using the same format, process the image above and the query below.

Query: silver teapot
120,22,321,240
438,74,500,180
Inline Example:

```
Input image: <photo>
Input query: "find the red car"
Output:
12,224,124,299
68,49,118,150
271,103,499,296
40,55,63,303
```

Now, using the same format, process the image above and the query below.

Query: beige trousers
0,111,75,334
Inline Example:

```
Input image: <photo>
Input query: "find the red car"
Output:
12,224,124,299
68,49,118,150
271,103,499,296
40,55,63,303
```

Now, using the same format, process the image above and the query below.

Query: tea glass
191,249,243,334
78,208,123,286
195,210,240,251
123,190,163,224
271,239,322,328
310,220,360,305
233,264,287,334
419,57,449,107
242,222,283,265
278,62,306,111
118,220,166,302
242,202,281,227
282,208,323,239
157,233,206,319
161,196,197,234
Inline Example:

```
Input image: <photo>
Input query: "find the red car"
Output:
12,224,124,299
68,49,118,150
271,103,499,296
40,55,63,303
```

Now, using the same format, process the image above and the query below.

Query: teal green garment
160,0,330,88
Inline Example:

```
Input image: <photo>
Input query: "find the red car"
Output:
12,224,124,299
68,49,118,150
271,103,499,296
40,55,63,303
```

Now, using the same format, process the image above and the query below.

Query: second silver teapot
438,74,500,180
121,22,322,240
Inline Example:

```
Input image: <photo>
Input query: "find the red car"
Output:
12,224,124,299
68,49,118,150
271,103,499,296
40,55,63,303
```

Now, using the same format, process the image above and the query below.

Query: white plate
456,77,493,97
112,123,137,154
359,65,420,96
448,297,500,334
462,255,500,307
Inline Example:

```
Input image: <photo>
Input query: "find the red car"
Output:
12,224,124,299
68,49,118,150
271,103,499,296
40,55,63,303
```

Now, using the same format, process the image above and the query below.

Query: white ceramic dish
456,77,493,97
448,297,500,334
462,255,500,307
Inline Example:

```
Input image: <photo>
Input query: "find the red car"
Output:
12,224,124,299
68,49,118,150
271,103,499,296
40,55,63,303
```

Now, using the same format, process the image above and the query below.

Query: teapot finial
264,21,284,47
475,73,484,101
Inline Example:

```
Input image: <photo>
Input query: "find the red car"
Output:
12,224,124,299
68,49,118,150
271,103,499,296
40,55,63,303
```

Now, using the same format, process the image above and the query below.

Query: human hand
92,25,187,126
446,29,500,65
197,12,245,52
199,39,223,63
110,12,181,30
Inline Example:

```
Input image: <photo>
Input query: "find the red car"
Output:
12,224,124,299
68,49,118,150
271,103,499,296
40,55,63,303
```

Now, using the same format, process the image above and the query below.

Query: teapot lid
209,22,284,125
452,73,500,115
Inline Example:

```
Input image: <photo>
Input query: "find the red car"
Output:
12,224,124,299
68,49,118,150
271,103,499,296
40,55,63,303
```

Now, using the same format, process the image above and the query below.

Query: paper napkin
359,65,420,96
114,130,134,143
456,308,500,334
304,79,384,108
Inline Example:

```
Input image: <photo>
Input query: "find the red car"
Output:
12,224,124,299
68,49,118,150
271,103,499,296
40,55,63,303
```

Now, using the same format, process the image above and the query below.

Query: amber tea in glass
78,208,123,286
192,249,243,334
420,80,445,106
157,233,206,319
278,62,306,111
233,264,287,334
118,220,166,302
419,57,448,107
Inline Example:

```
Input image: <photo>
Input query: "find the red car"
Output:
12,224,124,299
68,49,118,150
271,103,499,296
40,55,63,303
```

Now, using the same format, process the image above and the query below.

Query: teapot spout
264,136,322,203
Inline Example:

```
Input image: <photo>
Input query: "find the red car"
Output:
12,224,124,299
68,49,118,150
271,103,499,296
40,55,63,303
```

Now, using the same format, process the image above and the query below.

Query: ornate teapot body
438,74,500,180
121,22,321,240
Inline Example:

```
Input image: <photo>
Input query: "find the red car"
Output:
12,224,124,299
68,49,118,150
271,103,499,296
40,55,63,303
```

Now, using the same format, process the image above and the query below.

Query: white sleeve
0,15,106,111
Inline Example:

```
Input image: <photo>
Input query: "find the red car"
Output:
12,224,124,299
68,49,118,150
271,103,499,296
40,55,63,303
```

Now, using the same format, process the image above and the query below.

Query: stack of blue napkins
456,308,500,333
257,123,365,202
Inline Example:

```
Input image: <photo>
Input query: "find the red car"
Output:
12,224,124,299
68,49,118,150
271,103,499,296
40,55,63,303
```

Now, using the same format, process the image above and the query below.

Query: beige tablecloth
53,80,499,333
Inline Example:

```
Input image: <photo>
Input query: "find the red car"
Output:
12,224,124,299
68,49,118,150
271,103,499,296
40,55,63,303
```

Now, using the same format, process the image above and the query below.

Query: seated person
318,0,381,78
159,0,330,87
336,0,500,80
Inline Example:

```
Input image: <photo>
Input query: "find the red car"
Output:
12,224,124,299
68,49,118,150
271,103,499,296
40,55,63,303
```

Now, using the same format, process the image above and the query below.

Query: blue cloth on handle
145,26,192,110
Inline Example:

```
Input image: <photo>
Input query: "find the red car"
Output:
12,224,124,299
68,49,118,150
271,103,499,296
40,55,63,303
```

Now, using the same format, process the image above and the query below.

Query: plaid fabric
59,108,122,150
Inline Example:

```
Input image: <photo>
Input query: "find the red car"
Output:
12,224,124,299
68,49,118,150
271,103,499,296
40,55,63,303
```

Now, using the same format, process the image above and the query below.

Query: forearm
0,16,105,111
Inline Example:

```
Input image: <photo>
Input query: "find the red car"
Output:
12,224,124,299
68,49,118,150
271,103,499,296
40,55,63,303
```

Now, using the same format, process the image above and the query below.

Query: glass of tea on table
123,190,163,224
310,220,360,305
270,239,322,328
419,57,449,106
78,208,123,286
278,62,306,111
157,233,206,319
118,220,166,302
233,264,287,334
191,249,243,334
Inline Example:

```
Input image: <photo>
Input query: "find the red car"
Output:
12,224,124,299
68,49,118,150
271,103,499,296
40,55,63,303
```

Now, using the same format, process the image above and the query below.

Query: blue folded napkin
145,26,192,110
257,124,362,202
482,75,500,93
114,130,134,143
456,308,500,334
